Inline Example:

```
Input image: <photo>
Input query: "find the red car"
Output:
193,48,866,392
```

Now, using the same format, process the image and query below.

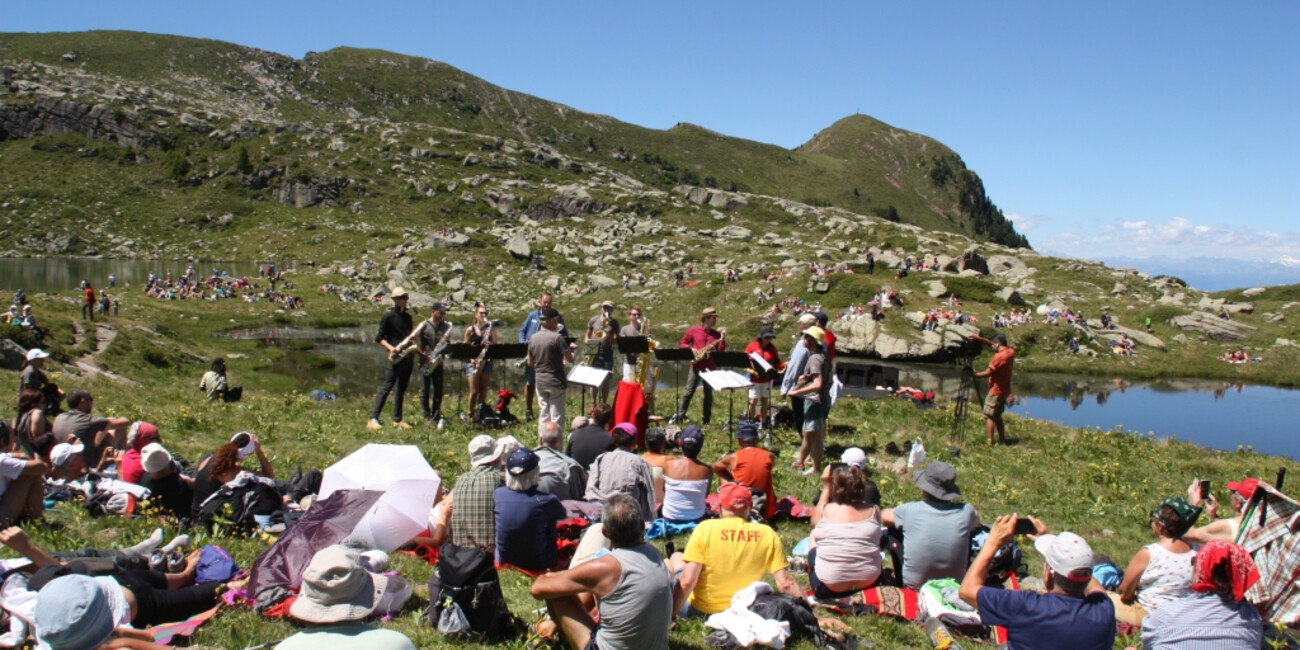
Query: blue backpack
196,545,239,584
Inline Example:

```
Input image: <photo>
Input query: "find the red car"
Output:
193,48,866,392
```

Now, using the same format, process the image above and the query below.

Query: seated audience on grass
671,482,804,617
49,442,89,481
52,389,130,470
814,448,873,505
34,574,170,650
118,421,159,485
585,424,656,524
13,388,50,455
1111,497,1199,626
711,421,776,519
189,432,275,519
534,422,587,502
0,423,48,525
1,524,190,579
496,447,566,573
808,464,882,599
530,493,673,650
958,515,1115,650
277,545,417,650
18,348,60,415
566,404,615,470
1185,477,1256,544
137,444,194,520
449,434,505,552
641,428,672,506
1140,539,1263,649
660,425,712,524
881,461,981,589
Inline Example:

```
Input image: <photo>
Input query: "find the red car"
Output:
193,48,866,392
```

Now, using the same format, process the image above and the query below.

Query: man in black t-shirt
368,288,415,430
565,403,615,470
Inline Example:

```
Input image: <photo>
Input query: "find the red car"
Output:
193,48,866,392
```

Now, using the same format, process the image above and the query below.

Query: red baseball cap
718,482,753,512
1227,478,1260,500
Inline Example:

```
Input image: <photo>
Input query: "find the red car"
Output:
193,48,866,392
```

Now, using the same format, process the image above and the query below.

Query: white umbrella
318,443,441,551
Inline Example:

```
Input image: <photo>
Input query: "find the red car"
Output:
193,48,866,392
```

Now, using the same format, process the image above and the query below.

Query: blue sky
8,2,1299,285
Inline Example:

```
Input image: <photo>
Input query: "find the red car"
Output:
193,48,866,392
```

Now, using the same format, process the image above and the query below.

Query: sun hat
390,287,408,299
797,313,817,326
468,435,503,466
804,326,826,346
230,432,257,459
840,447,867,469
757,325,776,340
49,443,84,470
289,545,391,624
495,435,522,459
141,443,172,474
913,461,961,501
718,482,754,513
1034,532,1095,582
701,307,718,317
736,420,760,440
506,447,540,476
33,574,114,650
26,348,50,361
601,300,614,309
1227,477,1260,500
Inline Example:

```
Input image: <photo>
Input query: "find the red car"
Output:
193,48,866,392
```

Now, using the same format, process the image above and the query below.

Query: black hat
757,325,776,340
541,307,560,321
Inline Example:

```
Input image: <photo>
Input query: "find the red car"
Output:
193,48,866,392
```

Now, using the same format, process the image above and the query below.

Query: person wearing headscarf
1141,540,1263,649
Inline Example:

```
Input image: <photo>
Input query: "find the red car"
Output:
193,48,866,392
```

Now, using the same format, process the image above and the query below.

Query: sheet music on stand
567,364,611,389
699,370,751,392
748,352,774,374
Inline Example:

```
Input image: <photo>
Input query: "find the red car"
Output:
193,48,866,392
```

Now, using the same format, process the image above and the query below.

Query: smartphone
1199,479,1211,500
1013,517,1037,535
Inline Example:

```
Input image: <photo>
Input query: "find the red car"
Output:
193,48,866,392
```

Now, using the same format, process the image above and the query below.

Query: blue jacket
519,309,569,343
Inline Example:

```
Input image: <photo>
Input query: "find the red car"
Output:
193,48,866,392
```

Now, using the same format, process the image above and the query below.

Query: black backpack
197,480,283,534
427,542,522,642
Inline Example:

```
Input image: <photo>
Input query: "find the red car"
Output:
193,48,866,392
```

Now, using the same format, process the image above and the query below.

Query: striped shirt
1141,592,1262,650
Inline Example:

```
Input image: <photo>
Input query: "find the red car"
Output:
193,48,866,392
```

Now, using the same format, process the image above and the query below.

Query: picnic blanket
1236,481,1300,625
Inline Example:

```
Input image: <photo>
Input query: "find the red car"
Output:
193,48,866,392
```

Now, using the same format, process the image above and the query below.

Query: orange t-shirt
733,447,776,518
986,347,1016,396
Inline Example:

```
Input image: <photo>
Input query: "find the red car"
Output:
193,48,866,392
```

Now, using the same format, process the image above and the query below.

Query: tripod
949,356,984,445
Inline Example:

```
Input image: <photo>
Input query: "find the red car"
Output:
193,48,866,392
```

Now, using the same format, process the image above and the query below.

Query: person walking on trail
971,333,1016,446
82,282,96,321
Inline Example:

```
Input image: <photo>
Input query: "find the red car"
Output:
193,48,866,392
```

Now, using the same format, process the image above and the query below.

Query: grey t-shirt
597,543,673,650
586,315,620,356
893,499,979,589
528,328,568,391
802,351,832,405
52,410,111,466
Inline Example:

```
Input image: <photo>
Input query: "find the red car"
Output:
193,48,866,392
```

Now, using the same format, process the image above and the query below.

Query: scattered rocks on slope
1170,311,1255,341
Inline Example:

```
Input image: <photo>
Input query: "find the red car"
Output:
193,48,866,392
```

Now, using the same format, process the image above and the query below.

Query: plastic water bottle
924,616,963,650
437,418,445,430
908,438,927,470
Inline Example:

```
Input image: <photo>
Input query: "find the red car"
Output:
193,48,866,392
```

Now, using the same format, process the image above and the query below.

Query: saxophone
422,324,455,377
634,317,658,386
692,329,726,364
389,321,427,365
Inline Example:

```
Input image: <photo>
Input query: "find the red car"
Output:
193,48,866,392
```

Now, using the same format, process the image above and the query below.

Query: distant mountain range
1091,255,1300,293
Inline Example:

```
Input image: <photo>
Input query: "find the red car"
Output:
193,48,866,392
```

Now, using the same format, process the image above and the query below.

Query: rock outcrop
1171,311,1255,341
273,175,351,208
0,98,153,148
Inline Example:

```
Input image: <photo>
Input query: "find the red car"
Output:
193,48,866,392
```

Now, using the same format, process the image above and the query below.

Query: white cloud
1038,216,1300,264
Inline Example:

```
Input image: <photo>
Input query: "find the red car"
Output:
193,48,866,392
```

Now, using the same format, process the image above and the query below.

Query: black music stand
700,369,751,450
655,348,694,418
444,343,480,421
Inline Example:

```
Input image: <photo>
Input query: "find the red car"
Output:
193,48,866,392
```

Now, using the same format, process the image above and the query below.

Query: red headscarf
1190,540,1259,602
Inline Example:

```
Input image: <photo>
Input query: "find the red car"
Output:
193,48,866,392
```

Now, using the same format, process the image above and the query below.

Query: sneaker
801,466,817,476
366,419,383,431
789,461,804,471
393,420,413,430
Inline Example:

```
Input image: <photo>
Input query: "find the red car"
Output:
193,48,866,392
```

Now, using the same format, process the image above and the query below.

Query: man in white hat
278,545,415,650
449,435,506,552
959,515,1114,650
367,287,414,431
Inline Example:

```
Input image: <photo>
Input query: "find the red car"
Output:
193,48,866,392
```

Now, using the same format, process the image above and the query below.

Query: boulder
544,276,561,290
0,338,27,371
1242,287,1267,298
1170,311,1254,341
427,231,470,249
274,175,351,208
957,245,988,275
589,275,617,289
1196,296,1254,314
715,225,754,240
995,287,1026,306
925,280,947,299
506,232,531,260
986,255,1031,282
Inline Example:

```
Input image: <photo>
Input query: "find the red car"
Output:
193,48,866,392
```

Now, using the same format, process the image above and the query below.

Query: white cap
140,443,172,474
26,348,49,361
50,442,84,469
231,432,257,459
1034,532,1095,581
840,447,867,469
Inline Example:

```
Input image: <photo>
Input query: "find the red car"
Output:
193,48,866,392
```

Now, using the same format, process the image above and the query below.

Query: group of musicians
365,289,816,435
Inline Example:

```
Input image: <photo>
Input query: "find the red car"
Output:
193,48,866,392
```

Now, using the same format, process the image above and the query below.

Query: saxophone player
671,307,726,425
418,302,453,424
619,305,646,383
367,288,414,431
584,300,620,403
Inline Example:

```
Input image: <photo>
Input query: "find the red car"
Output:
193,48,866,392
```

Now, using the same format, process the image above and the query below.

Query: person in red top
672,307,726,425
814,312,837,362
712,421,776,519
82,283,95,321
972,333,1016,446
743,326,783,428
